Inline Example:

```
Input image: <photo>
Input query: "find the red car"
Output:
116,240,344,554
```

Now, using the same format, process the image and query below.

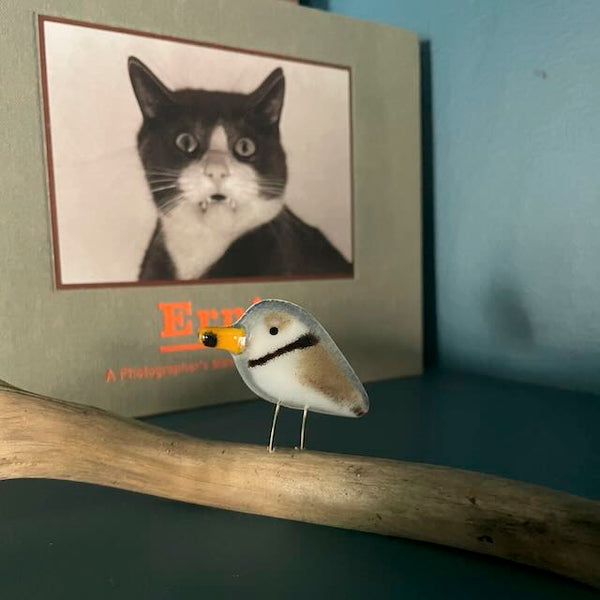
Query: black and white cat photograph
41,19,353,286
128,57,352,281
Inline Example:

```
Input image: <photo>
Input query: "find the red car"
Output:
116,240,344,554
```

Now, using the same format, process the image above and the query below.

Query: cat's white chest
159,200,283,279
160,205,232,279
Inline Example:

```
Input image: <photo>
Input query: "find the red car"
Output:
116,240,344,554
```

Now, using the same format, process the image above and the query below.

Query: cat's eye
175,132,198,154
234,137,256,158
269,327,279,336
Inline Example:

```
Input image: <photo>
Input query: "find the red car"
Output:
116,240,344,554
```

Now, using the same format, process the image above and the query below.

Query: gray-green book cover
0,0,422,416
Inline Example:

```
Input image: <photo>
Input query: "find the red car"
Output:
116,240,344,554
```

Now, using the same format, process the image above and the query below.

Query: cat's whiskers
234,183,286,198
146,176,180,182
159,194,185,216
259,185,287,189
145,171,181,182
260,189,286,197
256,181,286,189
244,176,286,185
257,176,287,184
149,184,179,194
147,177,179,183
233,179,285,192
149,177,177,183
255,176,287,184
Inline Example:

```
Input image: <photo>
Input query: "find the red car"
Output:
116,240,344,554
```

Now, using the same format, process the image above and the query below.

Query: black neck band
248,332,319,368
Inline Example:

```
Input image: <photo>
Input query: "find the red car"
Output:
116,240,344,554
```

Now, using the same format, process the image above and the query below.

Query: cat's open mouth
199,195,237,212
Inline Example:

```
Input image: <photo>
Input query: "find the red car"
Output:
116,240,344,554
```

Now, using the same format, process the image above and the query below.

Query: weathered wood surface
0,381,598,587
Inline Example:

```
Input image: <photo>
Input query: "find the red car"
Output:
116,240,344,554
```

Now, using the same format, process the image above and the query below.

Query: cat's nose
204,156,230,180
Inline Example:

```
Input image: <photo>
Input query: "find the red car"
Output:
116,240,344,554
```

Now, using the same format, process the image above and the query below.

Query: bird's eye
269,327,279,336
175,132,198,154
234,137,256,158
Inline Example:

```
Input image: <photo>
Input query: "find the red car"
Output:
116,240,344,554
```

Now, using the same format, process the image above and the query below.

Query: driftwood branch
0,381,598,588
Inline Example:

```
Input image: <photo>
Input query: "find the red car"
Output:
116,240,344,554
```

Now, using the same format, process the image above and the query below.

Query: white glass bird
198,299,369,452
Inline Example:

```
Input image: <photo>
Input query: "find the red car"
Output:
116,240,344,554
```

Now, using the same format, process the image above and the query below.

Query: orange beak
198,327,246,354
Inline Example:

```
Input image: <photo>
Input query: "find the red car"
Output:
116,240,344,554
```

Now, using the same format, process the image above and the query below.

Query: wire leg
300,407,308,450
268,402,281,453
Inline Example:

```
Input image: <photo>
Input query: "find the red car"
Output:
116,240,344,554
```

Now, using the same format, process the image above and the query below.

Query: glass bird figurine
198,299,369,452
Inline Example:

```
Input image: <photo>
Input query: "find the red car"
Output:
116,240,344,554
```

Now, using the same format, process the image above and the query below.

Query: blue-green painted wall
309,0,600,393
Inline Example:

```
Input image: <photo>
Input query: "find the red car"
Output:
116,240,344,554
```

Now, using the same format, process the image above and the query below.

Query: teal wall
309,0,600,394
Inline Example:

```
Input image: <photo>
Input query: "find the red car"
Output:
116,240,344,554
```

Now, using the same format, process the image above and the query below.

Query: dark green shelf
1,371,598,599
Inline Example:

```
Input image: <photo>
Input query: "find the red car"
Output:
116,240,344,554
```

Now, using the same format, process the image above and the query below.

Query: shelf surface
1,371,598,599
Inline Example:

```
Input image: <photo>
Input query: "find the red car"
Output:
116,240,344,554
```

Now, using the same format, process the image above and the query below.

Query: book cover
0,0,422,416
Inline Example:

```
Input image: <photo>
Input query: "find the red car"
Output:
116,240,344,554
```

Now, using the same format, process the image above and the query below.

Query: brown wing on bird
297,343,364,413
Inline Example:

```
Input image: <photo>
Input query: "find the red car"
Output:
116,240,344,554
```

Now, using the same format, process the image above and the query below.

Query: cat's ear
128,56,174,120
246,68,285,126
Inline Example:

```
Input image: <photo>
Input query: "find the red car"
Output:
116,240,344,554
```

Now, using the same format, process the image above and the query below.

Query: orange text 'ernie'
157,297,260,353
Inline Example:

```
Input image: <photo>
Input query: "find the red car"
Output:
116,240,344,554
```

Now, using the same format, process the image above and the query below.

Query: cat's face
128,57,287,229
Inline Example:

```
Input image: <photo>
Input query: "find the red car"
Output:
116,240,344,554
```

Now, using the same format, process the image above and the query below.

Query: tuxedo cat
127,56,352,281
